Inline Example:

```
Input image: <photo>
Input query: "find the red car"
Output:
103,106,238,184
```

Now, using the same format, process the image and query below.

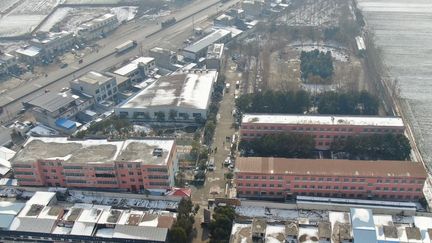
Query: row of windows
148,175,169,180
117,163,140,169
19,178,36,182
13,164,32,168
238,183,283,188
147,168,168,173
243,125,403,133
149,182,169,186
66,180,86,184
14,171,34,175
63,166,83,170
97,181,117,184
237,191,420,200
94,167,114,171
64,173,84,177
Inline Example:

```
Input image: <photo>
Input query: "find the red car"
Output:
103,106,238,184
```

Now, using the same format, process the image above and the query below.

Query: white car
224,157,231,166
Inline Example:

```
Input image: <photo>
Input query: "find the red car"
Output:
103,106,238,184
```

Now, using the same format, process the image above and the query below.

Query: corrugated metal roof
26,92,77,113
184,29,231,53
113,225,167,242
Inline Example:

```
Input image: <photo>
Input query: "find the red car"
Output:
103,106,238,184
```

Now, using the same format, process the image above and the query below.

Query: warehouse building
12,137,177,192
234,157,427,201
115,69,218,123
70,71,118,103
240,114,405,150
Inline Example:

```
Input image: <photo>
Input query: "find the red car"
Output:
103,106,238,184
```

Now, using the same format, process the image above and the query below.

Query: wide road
0,0,240,122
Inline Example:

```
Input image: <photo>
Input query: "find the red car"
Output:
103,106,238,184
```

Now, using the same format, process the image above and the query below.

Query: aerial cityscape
0,0,431,242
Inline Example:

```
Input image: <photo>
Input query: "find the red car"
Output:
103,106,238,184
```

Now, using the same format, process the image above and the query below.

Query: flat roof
207,43,224,59
26,91,78,113
119,70,217,110
114,57,154,76
113,225,167,242
80,13,116,29
70,221,95,236
0,202,25,215
184,29,231,54
13,137,174,165
242,114,405,127
9,217,56,233
73,71,112,85
26,192,56,206
15,46,41,57
235,157,427,178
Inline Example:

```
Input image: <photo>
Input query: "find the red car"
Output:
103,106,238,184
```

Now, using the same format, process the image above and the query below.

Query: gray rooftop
207,43,224,59
25,91,78,113
113,225,167,242
12,137,174,165
73,71,113,85
184,29,231,53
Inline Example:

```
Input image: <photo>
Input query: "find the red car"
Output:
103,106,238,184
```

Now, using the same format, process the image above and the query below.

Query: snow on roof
350,208,377,243
9,217,56,233
114,57,154,76
73,71,112,85
37,206,63,220
119,70,217,110
77,208,103,223
26,191,56,206
0,147,16,161
98,209,124,224
184,29,231,54
231,223,252,243
70,221,95,236
297,226,319,243
0,201,25,215
15,46,41,57
13,137,175,165
265,224,286,243
117,210,144,225
52,226,72,235
413,216,432,242
96,228,114,238
242,114,405,127
356,36,366,50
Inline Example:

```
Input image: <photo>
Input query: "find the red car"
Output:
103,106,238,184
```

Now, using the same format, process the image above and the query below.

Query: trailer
161,18,176,28
115,40,137,54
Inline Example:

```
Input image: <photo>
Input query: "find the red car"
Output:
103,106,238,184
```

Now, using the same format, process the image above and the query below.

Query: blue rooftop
55,118,76,130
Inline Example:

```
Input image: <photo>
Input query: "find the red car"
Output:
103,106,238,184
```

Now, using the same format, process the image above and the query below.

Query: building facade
12,137,177,192
240,114,405,150
114,57,156,83
70,71,118,103
183,29,231,60
30,31,75,57
206,43,224,70
235,157,427,201
77,13,119,42
0,53,18,76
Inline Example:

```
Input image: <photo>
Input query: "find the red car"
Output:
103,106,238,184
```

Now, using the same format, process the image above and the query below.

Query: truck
115,40,137,54
161,17,176,28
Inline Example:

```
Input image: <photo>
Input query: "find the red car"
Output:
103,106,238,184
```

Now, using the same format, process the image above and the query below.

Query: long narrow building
11,137,177,192
240,114,405,150
234,157,427,201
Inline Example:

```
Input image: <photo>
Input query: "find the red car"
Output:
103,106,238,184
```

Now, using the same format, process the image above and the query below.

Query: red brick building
240,114,405,150
11,137,177,192
235,157,427,201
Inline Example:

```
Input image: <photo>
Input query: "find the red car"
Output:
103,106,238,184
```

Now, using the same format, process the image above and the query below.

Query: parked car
224,157,231,166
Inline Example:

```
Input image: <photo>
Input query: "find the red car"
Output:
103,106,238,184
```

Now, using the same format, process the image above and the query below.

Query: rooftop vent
153,148,163,157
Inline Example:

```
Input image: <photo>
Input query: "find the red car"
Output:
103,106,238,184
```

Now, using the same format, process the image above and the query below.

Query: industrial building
183,29,231,60
234,157,427,201
70,71,118,103
115,69,218,122
0,53,18,76
15,46,42,65
12,137,177,192
23,91,94,134
240,114,405,150
0,191,175,242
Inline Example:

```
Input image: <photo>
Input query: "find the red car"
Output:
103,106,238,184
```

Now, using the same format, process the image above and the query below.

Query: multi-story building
149,47,177,71
114,57,156,83
11,137,177,192
206,43,224,70
77,13,119,42
234,157,427,201
240,114,405,150
30,31,75,58
0,53,18,76
115,69,218,122
23,91,94,134
70,71,118,103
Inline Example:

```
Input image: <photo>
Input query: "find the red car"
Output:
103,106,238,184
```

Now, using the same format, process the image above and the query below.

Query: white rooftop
70,221,95,236
0,202,25,215
15,46,41,57
77,208,104,223
119,70,217,110
114,57,155,76
26,191,56,206
242,114,405,127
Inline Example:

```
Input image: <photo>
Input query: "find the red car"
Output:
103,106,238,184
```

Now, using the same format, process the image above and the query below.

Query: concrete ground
190,57,241,243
